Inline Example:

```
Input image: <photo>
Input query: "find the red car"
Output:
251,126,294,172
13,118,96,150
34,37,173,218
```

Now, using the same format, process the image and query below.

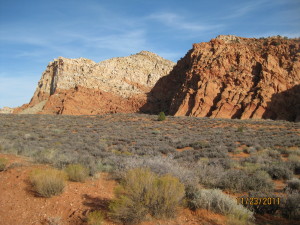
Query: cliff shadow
139,75,175,115
262,84,300,122
139,50,193,115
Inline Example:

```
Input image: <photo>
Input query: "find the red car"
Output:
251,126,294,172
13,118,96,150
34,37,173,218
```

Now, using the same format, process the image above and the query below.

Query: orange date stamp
237,197,280,205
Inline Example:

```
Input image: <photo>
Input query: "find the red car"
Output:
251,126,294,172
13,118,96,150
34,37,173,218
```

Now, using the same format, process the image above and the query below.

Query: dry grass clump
87,210,104,225
109,168,185,224
30,168,67,197
65,164,89,182
0,157,8,171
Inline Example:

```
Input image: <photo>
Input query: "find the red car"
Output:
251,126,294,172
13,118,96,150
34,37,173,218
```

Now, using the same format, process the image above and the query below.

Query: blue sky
0,0,299,108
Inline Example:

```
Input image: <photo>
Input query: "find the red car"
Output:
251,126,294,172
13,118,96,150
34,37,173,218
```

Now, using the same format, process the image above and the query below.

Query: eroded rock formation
0,107,13,114
15,51,175,115
145,35,300,121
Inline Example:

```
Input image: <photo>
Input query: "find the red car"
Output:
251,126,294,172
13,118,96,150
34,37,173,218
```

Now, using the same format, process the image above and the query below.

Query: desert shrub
185,187,254,221
0,157,8,171
30,168,66,197
109,168,185,223
243,171,274,192
197,163,225,187
87,210,104,225
286,178,300,191
185,185,202,211
33,148,58,164
189,141,209,150
241,162,261,173
157,112,166,121
219,169,248,191
281,192,300,220
219,169,273,192
207,158,233,169
266,149,281,159
96,161,114,172
288,154,300,174
262,163,293,180
112,156,198,185
65,164,89,182
242,146,257,154
236,126,245,132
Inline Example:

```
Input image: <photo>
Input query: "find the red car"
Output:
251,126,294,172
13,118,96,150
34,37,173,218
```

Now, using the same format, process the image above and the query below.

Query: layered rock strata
145,35,300,121
15,51,175,115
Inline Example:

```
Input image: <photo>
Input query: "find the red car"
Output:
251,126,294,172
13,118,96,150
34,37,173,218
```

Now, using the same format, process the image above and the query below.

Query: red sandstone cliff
144,35,300,121
14,51,175,115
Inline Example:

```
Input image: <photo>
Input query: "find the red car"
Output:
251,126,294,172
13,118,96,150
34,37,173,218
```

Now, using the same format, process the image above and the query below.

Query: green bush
109,168,185,223
185,187,254,221
65,164,89,182
0,157,8,171
87,210,104,225
157,112,166,121
236,126,244,132
30,168,67,197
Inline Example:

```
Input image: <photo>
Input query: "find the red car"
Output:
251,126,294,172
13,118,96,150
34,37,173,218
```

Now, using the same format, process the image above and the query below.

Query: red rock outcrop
144,35,300,121
15,51,175,115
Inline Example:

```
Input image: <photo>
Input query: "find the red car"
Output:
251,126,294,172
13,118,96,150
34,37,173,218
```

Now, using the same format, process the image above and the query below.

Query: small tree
158,112,166,121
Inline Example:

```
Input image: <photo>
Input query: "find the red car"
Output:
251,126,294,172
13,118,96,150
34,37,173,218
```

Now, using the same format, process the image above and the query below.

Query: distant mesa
14,35,300,121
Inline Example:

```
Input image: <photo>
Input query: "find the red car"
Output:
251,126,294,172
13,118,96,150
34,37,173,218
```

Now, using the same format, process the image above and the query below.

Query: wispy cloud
0,23,149,61
222,0,269,19
148,12,223,32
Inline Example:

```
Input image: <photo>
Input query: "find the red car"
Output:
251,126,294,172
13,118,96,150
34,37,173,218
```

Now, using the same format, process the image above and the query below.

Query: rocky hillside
144,35,300,121
15,51,175,115
0,107,13,114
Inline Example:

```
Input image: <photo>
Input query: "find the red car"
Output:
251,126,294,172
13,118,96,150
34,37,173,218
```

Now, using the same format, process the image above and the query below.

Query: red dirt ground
0,154,228,225
1,153,298,225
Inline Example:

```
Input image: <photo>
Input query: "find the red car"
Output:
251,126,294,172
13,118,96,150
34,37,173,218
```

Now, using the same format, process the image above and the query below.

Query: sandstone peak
215,35,241,43
144,36,300,121
15,51,175,115
136,50,160,57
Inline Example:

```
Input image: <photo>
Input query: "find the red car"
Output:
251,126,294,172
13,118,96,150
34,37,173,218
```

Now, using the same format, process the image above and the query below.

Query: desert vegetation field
0,113,299,224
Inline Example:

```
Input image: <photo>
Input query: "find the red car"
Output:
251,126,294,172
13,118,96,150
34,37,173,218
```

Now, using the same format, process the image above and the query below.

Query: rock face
145,35,300,121
15,51,175,115
0,107,13,114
